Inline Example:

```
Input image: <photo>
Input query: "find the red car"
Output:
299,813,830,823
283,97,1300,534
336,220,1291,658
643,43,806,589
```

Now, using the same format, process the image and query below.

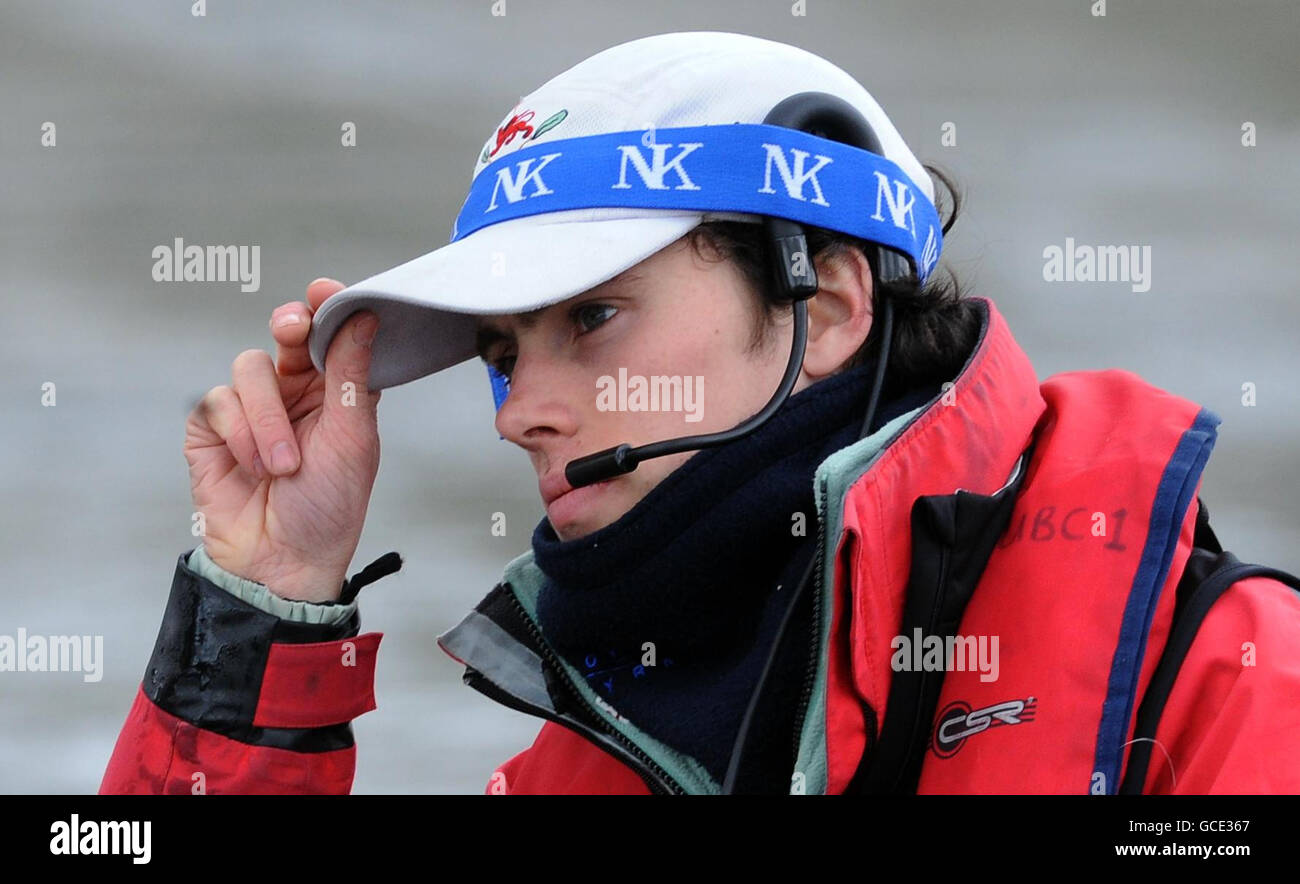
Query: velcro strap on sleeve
253,633,383,728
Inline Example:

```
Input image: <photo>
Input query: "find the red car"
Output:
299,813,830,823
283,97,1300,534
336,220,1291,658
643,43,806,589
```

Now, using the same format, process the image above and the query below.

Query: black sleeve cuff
142,552,365,752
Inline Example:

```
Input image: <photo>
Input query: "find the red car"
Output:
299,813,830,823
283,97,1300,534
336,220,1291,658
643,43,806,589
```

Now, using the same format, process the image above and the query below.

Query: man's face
476,234,803,541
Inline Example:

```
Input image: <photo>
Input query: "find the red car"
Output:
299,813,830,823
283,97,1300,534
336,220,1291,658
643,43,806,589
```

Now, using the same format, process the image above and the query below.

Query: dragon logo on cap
482,107,569,164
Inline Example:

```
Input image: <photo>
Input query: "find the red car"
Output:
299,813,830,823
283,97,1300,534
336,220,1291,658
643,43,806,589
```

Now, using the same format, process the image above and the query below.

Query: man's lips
538,471,574,507
538,469,614,510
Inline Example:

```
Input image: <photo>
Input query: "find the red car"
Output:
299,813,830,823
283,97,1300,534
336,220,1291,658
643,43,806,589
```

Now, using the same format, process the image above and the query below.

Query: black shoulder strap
1119,499,1300,793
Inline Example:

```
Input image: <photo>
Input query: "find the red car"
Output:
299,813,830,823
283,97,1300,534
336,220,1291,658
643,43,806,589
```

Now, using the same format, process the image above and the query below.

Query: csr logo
931,697,1037,758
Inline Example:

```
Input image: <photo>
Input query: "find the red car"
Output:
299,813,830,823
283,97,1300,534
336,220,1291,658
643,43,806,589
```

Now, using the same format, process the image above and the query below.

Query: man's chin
548,514,607,542
543,479,621,541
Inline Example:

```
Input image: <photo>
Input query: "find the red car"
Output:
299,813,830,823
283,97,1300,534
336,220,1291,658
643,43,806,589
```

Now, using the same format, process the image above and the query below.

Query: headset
559,91,919,488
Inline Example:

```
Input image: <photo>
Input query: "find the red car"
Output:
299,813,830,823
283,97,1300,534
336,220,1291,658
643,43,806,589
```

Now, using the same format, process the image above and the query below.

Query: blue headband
455,122,941,280
468,122,943,415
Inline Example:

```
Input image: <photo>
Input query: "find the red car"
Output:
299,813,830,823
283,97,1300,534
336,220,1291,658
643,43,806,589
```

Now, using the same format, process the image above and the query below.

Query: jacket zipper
502,589,688,795
892,539,950,792
791,473,887,794
790,474,828,782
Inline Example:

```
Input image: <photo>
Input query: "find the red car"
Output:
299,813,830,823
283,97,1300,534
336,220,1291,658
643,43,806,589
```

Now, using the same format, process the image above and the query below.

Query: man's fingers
231,349,300,476
306,277,346,313
321,310,380,430
270,301,315,375
270,279,345,376
193,385,262,480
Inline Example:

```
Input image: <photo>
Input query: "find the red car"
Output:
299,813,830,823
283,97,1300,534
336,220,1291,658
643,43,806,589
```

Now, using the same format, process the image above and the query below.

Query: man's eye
489,354,516,378
574,303,618,334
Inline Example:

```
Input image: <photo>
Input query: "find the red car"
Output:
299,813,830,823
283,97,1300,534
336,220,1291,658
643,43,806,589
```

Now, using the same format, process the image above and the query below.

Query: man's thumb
322,311,381,426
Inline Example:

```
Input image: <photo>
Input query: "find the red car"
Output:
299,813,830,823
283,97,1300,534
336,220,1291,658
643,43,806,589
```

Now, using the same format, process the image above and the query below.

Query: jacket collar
844,296,1045,716
790,296,1046,792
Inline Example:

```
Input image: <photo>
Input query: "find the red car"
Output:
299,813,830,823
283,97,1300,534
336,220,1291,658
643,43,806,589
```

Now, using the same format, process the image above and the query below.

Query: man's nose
494,353,581,448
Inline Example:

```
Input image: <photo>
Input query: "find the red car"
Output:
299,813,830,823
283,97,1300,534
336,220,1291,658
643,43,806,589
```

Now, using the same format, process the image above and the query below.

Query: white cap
308,30,933,391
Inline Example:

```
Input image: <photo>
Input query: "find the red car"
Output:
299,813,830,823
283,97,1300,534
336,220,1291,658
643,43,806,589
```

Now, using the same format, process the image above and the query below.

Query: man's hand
184,278,382,602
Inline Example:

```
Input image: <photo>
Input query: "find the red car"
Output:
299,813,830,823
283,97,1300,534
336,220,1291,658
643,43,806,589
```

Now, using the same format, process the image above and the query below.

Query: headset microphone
563,92,916,490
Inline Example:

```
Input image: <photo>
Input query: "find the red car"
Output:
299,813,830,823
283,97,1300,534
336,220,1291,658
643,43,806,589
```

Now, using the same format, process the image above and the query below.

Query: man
101,31,1300,796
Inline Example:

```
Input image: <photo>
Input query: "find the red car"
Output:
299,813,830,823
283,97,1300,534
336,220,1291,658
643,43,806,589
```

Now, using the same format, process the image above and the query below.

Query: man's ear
799,246,874,381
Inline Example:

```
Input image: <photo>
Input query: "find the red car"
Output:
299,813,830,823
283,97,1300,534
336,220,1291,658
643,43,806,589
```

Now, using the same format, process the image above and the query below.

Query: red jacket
100,297,1300,794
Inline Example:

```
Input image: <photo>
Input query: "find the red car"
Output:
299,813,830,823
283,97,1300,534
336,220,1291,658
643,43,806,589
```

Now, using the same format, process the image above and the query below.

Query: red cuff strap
252,632,383,728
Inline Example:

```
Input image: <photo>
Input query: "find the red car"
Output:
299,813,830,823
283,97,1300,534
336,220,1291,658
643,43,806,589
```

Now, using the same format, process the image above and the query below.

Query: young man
101,31,1300,795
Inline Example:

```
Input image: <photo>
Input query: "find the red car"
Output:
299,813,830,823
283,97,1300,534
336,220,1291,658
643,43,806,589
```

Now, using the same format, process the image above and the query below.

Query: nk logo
486,152,562,211
465,130,933,264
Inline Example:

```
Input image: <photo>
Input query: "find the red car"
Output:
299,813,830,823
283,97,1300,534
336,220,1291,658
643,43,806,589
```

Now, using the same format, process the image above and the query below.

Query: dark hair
685,163,980,400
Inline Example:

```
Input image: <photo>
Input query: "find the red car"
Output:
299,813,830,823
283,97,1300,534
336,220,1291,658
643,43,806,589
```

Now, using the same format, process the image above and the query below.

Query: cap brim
308,211,710,391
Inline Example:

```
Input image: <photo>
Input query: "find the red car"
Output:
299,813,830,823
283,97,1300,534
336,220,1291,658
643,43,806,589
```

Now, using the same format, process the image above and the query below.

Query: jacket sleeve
1141,573,1300,794
186,544,360,626
99,548,385,795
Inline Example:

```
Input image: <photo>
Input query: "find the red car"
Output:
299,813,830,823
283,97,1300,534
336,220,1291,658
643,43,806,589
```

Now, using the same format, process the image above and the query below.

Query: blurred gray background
1,0,1296,793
